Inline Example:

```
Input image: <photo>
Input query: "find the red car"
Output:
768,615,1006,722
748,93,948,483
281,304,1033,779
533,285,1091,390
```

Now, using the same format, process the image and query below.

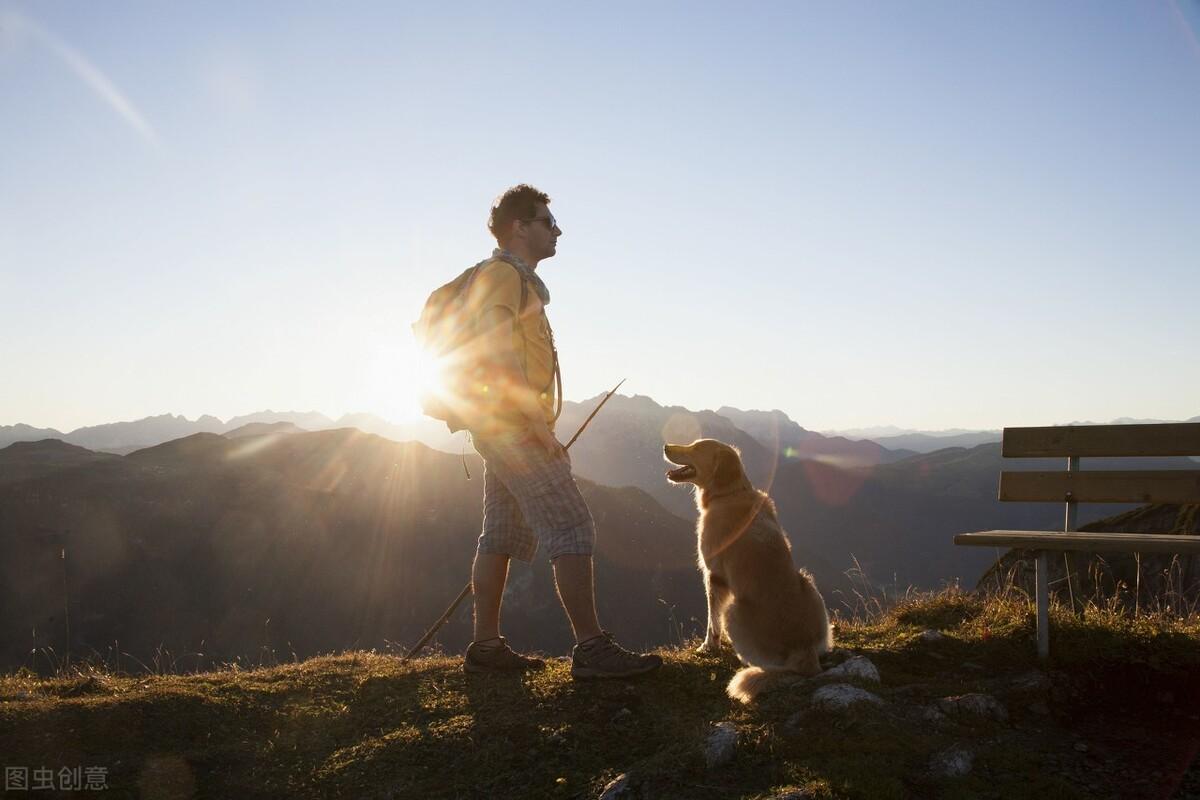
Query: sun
361,338,442,423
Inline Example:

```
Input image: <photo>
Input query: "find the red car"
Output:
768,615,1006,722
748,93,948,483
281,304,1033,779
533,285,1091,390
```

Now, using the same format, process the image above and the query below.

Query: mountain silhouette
716,406,917,465
0,430,707,671
0,423,66,449
223,421,307,439
0,439,121,486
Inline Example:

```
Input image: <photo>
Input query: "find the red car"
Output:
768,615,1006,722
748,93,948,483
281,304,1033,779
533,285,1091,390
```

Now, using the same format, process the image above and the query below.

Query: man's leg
463,442,543,673
471,551,510,643
478,433,659,677
551,554,602,643
553,552,661,678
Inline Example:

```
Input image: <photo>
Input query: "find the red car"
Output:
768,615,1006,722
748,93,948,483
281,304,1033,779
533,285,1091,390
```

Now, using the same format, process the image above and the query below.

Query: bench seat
954,422,1200,659
955,530,1200,555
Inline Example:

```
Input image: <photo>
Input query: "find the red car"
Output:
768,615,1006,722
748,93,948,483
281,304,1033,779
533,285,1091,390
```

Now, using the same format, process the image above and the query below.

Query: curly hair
488,184,551,246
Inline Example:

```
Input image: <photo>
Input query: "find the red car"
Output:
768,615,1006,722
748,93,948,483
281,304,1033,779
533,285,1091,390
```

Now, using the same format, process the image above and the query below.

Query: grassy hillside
4,590,1200,799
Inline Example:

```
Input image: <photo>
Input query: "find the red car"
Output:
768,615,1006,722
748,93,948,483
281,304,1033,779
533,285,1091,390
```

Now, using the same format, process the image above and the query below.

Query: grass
3,588,1200,799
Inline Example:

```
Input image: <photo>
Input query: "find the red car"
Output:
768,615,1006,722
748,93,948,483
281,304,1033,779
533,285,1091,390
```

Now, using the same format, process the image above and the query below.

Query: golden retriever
664,439,832,703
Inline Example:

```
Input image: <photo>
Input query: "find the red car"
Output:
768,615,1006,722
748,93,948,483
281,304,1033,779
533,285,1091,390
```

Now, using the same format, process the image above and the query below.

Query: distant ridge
223,421,306,439
0,423,65,449
0,439,120,485
869,431,1002,453
221,410,335,432
63,413,225,451
3,405,1196,461
716,406,915,466
125,431,237,464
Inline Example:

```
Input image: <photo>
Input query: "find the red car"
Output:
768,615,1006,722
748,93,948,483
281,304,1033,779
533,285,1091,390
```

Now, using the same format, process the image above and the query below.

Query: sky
3,1,1199,434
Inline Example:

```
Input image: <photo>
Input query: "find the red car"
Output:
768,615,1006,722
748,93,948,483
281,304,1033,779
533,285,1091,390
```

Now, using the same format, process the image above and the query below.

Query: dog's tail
726,650,821,704
727,666,802,704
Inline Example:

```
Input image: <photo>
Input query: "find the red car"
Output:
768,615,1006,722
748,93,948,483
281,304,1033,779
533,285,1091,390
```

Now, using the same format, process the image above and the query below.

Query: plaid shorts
473,428,596,562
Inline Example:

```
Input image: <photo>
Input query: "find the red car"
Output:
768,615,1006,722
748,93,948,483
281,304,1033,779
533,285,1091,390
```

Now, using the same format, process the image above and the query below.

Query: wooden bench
954,422,1200,659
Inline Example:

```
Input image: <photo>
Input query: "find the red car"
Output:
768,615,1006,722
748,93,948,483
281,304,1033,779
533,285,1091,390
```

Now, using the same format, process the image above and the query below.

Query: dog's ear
712,450,742,488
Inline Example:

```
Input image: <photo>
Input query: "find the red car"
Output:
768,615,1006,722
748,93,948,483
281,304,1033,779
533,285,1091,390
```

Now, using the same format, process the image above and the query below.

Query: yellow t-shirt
466,259,557,426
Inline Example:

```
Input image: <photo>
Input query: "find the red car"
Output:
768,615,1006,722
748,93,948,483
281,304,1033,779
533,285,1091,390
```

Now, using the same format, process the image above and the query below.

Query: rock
703,721,738,769
919,629,946,642
821,649,853,666
821,656,881,684
929,744,974,778
599,773,631,799
810,683,884,711
937,693,1009,722
921,705,949,723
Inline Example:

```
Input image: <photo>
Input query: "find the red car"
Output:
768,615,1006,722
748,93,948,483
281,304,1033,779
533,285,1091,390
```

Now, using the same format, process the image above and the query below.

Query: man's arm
476,306,561,455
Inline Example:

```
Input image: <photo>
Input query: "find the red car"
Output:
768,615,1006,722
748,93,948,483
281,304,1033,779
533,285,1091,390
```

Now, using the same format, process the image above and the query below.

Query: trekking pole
564,378,624,450
402,583,472,663
402,378,626,662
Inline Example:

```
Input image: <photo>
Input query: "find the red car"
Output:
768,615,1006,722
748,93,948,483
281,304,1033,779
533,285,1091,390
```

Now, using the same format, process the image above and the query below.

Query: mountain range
9,407,1195,457
0,431,711,672
3,398,1198,670
823,416,1200,454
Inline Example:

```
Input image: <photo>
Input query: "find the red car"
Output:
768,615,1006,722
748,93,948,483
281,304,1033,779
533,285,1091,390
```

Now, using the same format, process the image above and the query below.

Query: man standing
463,184,662,678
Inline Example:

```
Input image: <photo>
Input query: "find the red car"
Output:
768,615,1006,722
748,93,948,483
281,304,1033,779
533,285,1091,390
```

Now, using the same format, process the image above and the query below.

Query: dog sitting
664,439,832,703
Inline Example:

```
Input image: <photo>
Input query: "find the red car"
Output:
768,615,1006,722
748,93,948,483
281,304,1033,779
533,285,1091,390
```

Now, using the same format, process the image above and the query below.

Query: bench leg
1036,550,1049,660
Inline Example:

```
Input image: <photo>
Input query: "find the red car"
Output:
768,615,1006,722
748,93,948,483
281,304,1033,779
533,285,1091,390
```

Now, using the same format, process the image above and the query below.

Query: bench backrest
999,423,1200,530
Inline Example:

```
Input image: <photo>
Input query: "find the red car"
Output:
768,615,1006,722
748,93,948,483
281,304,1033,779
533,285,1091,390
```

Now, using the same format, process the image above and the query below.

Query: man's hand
531,422,564,458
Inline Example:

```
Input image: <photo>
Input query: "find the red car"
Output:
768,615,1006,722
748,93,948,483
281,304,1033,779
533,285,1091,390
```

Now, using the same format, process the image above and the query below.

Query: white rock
919,629,946,642
704,721,738,768
599,773,631,799
810,683,884,711
930,744,974,778
937,693,1009,722
821,656,881,684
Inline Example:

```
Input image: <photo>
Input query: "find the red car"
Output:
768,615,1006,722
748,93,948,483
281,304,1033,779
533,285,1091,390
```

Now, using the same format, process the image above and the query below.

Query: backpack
412,258,561,434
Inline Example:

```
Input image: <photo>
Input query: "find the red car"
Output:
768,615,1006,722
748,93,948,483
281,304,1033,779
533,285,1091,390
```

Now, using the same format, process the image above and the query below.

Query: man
462,184,662,679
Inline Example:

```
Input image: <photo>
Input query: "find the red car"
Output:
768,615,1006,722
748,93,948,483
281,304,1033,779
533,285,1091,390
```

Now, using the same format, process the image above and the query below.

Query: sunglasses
521,213,558,230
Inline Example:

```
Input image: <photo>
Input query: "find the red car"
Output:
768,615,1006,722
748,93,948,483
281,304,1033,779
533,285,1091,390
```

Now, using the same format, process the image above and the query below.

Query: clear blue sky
3,1,1199,433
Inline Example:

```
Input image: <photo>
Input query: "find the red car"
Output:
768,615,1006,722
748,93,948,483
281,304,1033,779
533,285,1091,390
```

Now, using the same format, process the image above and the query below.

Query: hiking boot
464,637,545,674
571,632,663,679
